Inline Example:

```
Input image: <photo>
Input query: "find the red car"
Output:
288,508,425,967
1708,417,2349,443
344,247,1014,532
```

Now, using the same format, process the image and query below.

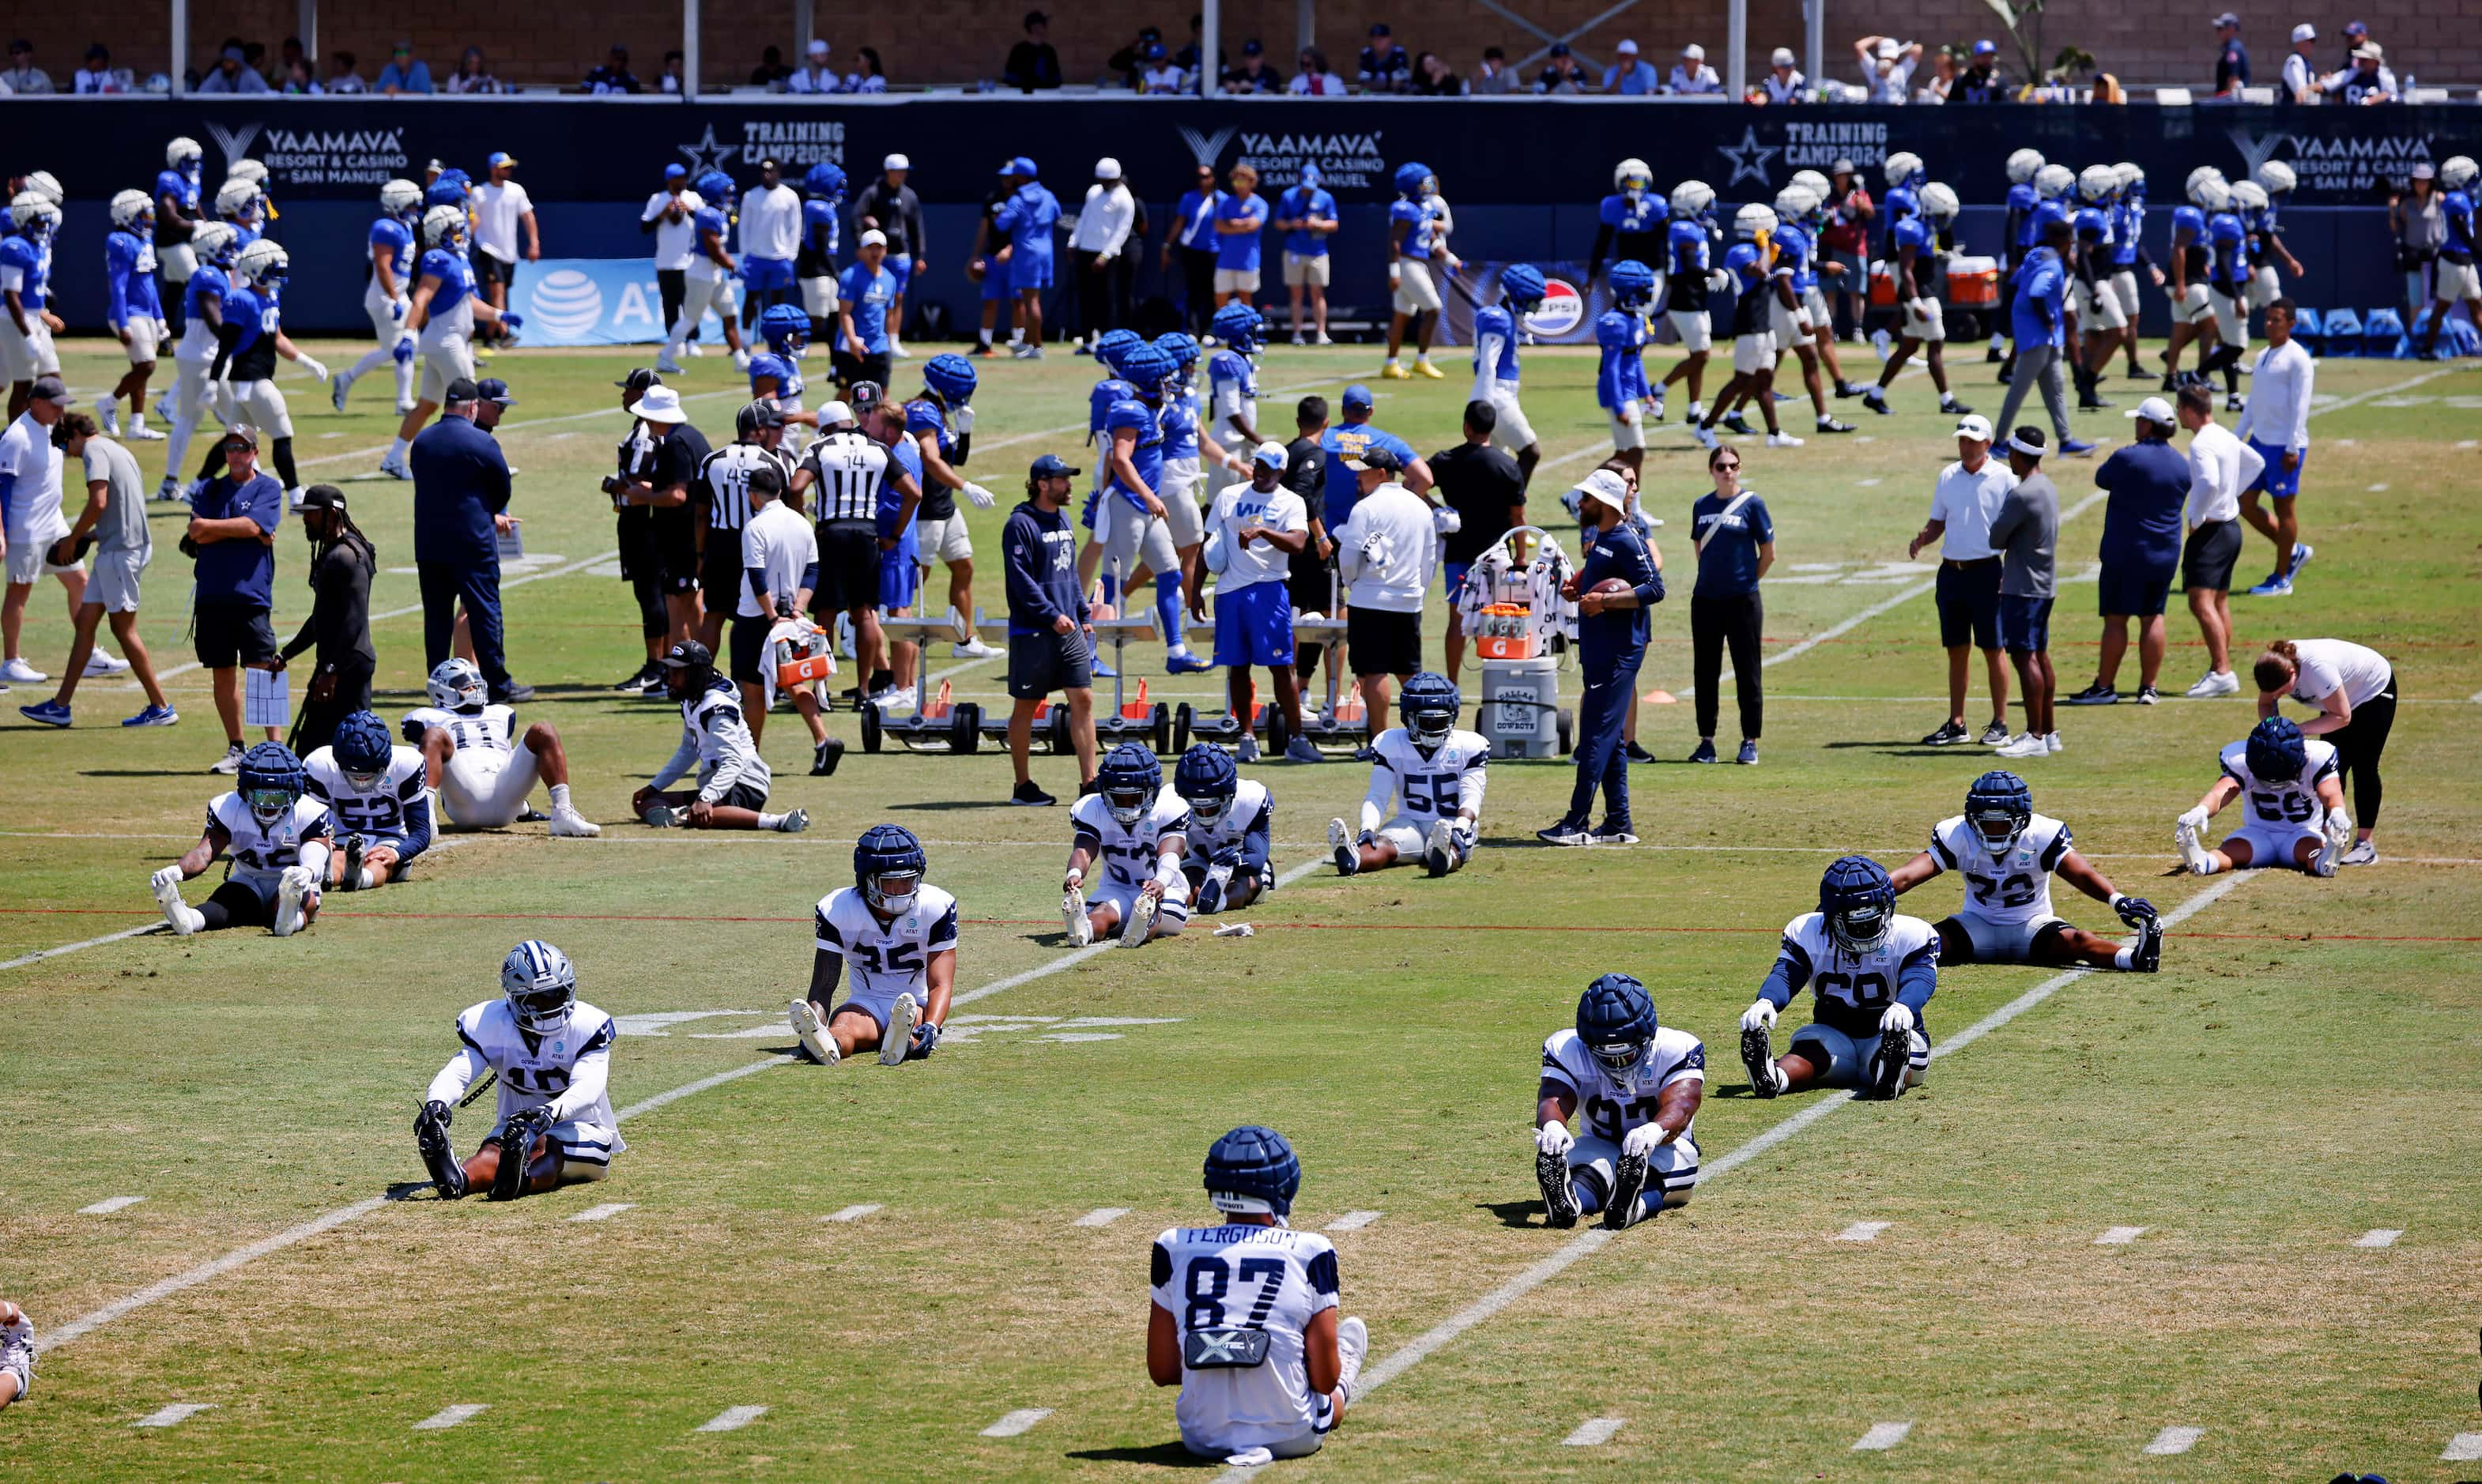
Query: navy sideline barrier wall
12,97,2474,337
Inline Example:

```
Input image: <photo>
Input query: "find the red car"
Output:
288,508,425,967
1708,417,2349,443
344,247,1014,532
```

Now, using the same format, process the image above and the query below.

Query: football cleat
1537,1149,1580,1229
641,802,682,827
775,808,811,834
1118,890,1157,948
881,992,919,1066
549,804,602,837
1423,819,1454,878
1741,1024,1781,1098
489,1108,549,1200
789,997,840,1064
416,1100,466,1199
1602,1150,1650,1230
378,456,412,480
1328,817,1359,876
2132,913,2163,974
2314,812,2352,878
151,866,204,936
1866,1030,1913,1101
272,866,315,937
341,833,368,891
1335,1315,1367,1404
2341,839,2378,867
2175,814,2214,876
1062,885,1092,946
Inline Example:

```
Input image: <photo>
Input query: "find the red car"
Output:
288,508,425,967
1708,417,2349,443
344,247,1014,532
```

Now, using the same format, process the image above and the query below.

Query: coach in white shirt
2232,298,2315,595
2175,382,2262,697
1333,445,1438,742
1908,412,2017,746
1069,158,1138,341
2281,24,2320,102
643,166,706,355
471,153,538,345
1668,43,1722,94
739,159,806,322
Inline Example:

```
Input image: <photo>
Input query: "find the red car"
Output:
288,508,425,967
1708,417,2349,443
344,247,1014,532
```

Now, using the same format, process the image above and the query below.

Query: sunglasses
1714,461,1741,472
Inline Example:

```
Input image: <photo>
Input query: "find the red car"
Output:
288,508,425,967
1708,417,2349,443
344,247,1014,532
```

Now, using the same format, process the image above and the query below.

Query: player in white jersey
631,640,808,832
1740,857,1939,1101
149,742,331,937
1889,769,2162,971
303,709,434,892
1148,1126,1367,1467
790,825,957,1067
414,940,623,1201
1329,672,1485,879
2175,714,2352,876
1173,744,1274,914
1064,742,1193,947
0,1298,32,1410
403,657,598,835
1534,974,1705,1231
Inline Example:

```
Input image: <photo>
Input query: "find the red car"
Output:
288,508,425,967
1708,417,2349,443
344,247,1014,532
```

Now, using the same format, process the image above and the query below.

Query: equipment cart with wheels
1458,525,1579,760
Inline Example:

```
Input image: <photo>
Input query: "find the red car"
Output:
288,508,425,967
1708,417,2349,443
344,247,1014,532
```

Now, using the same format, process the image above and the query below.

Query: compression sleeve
425,1044,487,1107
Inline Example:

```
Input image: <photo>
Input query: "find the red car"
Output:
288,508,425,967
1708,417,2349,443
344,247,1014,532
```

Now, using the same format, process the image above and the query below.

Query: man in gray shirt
1986,425,2059,759
19,415,175,727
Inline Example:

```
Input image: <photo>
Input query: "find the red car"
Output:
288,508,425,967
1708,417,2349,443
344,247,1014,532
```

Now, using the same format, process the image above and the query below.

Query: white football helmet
2006,149,2046,185
2229,180,2270,213
2186,166,2227,203
167,136,204,171
500,940,578,1034
2255,160,2297,195
2115,162,2145,194
2190,175,2232,213
214,177,262,220
1772,185,1819,221
109,189,153,230
1734,202,1779,239
6,193,59,237
228,159,269,186
2077,165,2119,204
427,657,487,710
421,204,467,249
190,220,239,266
1791,168,1832,199
2034,164,2077,201
235,239,289,286
1669,179,1715,217
23,171,62,205
2439,156,2479,192
1920,182,1962,224
1614,156,1653,192
1884,151,1925,188
379,179,424,216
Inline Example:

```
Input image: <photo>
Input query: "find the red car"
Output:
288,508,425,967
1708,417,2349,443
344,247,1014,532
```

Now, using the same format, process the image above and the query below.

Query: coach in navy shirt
1542,469,1663,848
1687,443,1773,764
2068,395,2190,707
1001,453,1096,806
187,423,286,769
411,378,522,702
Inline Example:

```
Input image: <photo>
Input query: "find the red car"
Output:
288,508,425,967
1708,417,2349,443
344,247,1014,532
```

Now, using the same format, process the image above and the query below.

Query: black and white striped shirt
696,442,797,533
801,430,891,524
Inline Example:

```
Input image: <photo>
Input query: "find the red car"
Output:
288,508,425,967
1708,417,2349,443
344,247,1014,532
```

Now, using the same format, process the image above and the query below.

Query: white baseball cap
1954,412,1994,442
884,153,911,171
2127,395,2177,424
1616,38,1639,54
1572,469,1629,511
1682,43,1706,60
858,228,888,247
2291,22,2316,42
1876,39,1900,59
1096,156,1123,180
806,37,830,57
1254,440,1290,469
816,400,854,427
1772,47,1797,66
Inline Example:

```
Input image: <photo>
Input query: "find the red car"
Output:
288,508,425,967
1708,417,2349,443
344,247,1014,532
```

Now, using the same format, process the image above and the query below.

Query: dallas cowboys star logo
677,124,737,176
1718,126,1779,189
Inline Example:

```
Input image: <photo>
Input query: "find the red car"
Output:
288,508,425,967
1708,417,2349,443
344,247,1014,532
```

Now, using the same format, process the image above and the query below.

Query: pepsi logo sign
1522,277,1586,337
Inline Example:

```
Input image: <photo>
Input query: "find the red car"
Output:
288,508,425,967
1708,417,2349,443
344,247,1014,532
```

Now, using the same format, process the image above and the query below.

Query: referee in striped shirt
790,398,893,693
694,401,797,651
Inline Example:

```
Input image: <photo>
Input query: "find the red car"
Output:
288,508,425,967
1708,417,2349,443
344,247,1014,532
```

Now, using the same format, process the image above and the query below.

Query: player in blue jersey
1880,151,1924,262
905,352,1000,654
1382,162,1449,380
198,241,326,496
383,206,518,477
1097,343,1205,672
1863,183,1973,418
332,179,425,416
1695,205,1800,450
2416,156,2480,359
994,157,1062,358
2161,170,2223,390
748,302,813,424
1587,157,1669,296
155,136,206,341
2245,164,2305,318
1994,149,2045,363
1765,186,1855,435
101,190,168,443
0,194,62,419
798,160,846,340
2107,163,2163,381
2201,183,2256,412
657,171,752,375
1595,261,1657,476
2069,167,2125,411
1204,303,1266,503
1073,333,1144,624
1655,180,1721,426
1469,264,1544,488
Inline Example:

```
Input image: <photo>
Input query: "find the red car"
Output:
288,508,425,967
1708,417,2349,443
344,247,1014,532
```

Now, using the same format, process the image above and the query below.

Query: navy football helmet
1173,743,1239,827
854,823,927,917
331,710,395,788
1964,770,2033,857
1819,855,1897,956
1399,671,1461,750
1205,1124,1301,1217
2246,714,2307,782
1576,973,1660,1079
1097,742,1163,827
237,742,307,829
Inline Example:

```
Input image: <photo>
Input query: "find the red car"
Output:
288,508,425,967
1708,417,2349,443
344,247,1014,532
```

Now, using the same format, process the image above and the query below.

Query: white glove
1431,506,1462,535
954,405,975,435
1707,269,1733,293
960,481,996,510
1534,1121,1574,1157
2178,806,2211,834
1880,1002,1915,1036
1063,866,1084,891
1740,1000,1778,1033
280,864,318,895
151,864,184,894
296,356,330,384
1621,1122,1666,1158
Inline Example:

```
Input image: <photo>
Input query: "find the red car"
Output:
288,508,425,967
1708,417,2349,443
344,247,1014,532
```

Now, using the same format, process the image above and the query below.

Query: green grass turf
0,337,2477,1480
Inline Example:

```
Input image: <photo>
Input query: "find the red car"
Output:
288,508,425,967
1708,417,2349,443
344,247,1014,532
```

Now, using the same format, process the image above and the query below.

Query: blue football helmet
2246,714,2308,782
1153,332,1201,374
1209,301,1261,352
1609,258,1658,309
1204,1124,1301,1217
759,302,809,355
697,170,737,206
331,710,395,787
802,160,847,202
1399,671,1461,749
1092,327,1143,372
421,179,466,213
922,351,978,407
1173,742,1239,827
237,742,307,830
500,939,577,1034
1964,770,2033,857
1394,161,1437,199
1116,343,1175,401
854,823,927,917
1576,973,1660,1078
1819,855,1897,956
1097,742,1163,827
1498,262,1548,311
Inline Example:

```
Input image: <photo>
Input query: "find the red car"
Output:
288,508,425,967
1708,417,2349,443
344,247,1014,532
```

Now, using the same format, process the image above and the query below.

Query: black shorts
832,348,892,394
1008,624,1094,699
1346,605,1422,679
654,534,702,596
2097,557,2175,618
193,601,278,669
728,613,773,685
812,520,881,614
701,537,746,607
206,877,277,928
2181,519,2242,593
473,253,517,291
1934,560,2002,650
616,512,660,582
714,781,770,812
1288,542,1337,615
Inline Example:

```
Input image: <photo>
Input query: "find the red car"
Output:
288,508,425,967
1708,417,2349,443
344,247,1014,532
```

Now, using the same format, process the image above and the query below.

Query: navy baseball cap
616,367,664,391
1341,382,1375,410
1029,453,1081,480
443,378,482,406
475,377,515,405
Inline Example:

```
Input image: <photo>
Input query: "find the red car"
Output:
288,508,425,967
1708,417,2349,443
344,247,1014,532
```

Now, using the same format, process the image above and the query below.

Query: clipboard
496,518,524,562
245,667,292,729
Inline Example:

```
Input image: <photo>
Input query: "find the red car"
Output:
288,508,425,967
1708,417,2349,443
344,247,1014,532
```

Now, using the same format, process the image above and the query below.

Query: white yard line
2445,1433,2482,1463
692,1405,768,1433
2143,1425,2205,1456
1561,1417,1627,1446
824,1203,881,1222
77,1196,146,1215
2352,1228,2402,1249
1832,1220,1892,1242
131,1403,214,1428
2094,1226,2148,1245
566,1202,635,1223
413,1403,488,1430
1326,1211,1384,1232
1071,1207,1131,1228
979,1407,1053,1437
1852,1422,1913,1452
0,923,166,973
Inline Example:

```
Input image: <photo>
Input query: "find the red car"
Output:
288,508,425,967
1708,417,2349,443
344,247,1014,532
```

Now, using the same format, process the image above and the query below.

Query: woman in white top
2253,637,2393,864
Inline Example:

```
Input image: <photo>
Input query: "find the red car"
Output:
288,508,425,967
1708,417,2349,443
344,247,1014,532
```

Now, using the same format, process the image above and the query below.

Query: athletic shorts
2177,283,2214,326
1010,251,1054,293
2439,259,2482,300
418,330,475,404
1392,258,1443,315
2246,264,2281,309
1787,1019,1929,1091
2243,438,2302,498
2095,557,2175,619
88,548,145,612
980,260,1013,303
160,242,197,282
1345,605,1420,678
1088,872,1190,936
833,980,922,1036
1214,267,1261,296
0,315,60,380
5,529,74,586
1008,623,1093,699
192,601,277,669
2182,519,2242,592
1935,560,2003,650
1560,1132,1700,1216
1213,581,1293,669
484,1115,617,1181
742,256,795,292
800,275,839,318
912,510,972,564
1158,459,1206,548
472,252,517,291
2209,288,2250,348
813,519,881,612
832,348,892,391
1368,812,1465,860
700,537,745,608
2110,269,2141,318
707,781,771,812
1283,251,1330,288
213,377,295,441
2073,277,2128,331
1668,309,1712,352
120,317,162,364
1606,401,1645,451
1767,294,1811,345
1485,385,1536,450
1902,296,1946,343
1802,285,1831,328
654,529,702,596
729,612,773,684
1099,501,1179,583
879,547,919,611
1996,593,2051,654
1939,911,2069,964
2223,815,2322,870
440,743,541,828
1731,331,1777,375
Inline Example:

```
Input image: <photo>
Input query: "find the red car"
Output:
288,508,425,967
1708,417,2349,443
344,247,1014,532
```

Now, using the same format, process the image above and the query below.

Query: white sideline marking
1073,1207,1131,1227
1833,1221,1891,1242
1562,1417,1627,1446
2095,1226,2148,1245
950,857,1326,1008
0,923,164,973
2143,1425,2205,1455
2445,1433,2482,1462
132,1403,213,1428
980,1407,1053,1437
694,1405,768,1433
2367,481,2390,492
413,1403,488,1430
1853,1422,1912,1451
825,1203,881,1222
80,1196,146,1215
1856,477,1881,486
1327,1211,1383,1231
2459,439,2479,450
2353,1228,2402,1249
567,1203,635,1223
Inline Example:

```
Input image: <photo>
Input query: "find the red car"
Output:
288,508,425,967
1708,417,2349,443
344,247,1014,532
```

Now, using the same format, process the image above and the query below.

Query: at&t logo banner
511,260,734,346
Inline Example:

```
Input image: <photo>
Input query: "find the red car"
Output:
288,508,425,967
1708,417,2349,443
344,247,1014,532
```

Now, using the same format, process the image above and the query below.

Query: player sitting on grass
303,709,432,892
403,658,599,837
632,640,809,832
1328,671,1485,879
1149,1126,1368,1468
1740,856,1938,1102
150,741,330,938
1889,769,2161,972
790,825,956,1067
1064,742,1192,948
415,940,622,1201
1534,974,1705,1232
1175,743,1273,915
1,1298,35,1411
2175,714,2352,877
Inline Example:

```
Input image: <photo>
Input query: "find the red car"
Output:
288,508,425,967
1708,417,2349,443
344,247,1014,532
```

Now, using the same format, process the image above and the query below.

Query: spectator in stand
2336,21,2370,73
2280,24,2318,102
749,46,790,87
658,51,687,95
473,154,538,347
1822,160,1874,338
1855,36,1921,102
2326,43,2397,104
4,40,55,94
1140,43,1186,95
1291,48,1347,95
1413,51,1464,96
277,36,307,78
2211,13,2250,96
788,38,839,93
1470,47,1516,94
1109,27,1164,89
1669,44,1722,95
845,47,888,92
1537,43,1593,93
376,41,433,95
584,45,640,95
444,48,497,95
280,58,321,94
1005,13,1064,92
1069,157,1137,341
1360,24,1412,92
1213,165,1268,309
1920,47,1960,103
1599,40,1654,95
1276,165,1339,345
1761,48,1807,104
197,45,270,93
1956,40,2009,101
74,44,118,93
326,51,366,93
1175,13,1208,75
1224,40,1283,92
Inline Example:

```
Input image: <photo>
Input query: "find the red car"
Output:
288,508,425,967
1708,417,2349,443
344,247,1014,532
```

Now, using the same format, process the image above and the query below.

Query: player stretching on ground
0,1299,32,1411
415,940,622,1201
1174,743,1274,914
404,658,599,836
632,640,809,832
1534,974,1704,1232
1329,671,1484,879
1889,770,2161,972
2175,714,2352,876
303,709,432,892
790,825,955,1067
1064,742,1192,947
1740,856,1938,1101
1149,1126,1368,1467
149,741,330,937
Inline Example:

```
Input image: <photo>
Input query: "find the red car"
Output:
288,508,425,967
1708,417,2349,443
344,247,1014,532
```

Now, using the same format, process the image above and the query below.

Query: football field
2,335,2479,1481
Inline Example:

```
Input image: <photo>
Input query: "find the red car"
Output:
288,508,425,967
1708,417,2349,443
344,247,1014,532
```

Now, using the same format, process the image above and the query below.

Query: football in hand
1588,578,1633,597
